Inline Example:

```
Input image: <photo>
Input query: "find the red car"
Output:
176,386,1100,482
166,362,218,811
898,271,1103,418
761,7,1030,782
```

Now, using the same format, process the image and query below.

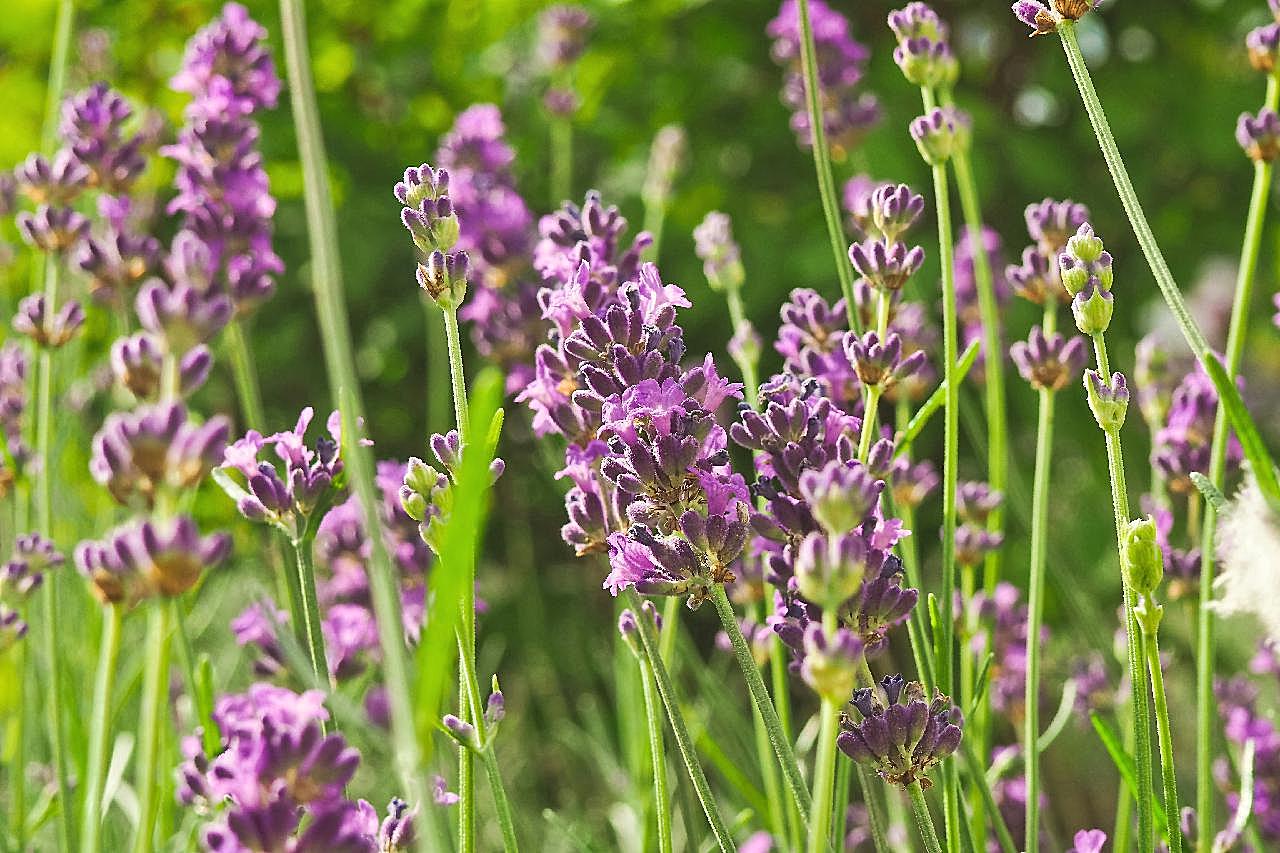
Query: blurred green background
4,0,1280,847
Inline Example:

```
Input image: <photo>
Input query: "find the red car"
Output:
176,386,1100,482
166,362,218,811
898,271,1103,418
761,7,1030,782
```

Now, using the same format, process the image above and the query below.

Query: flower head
1009,326,1086,391
1238,108,1280,162
75,516,230,603
837,675,962,788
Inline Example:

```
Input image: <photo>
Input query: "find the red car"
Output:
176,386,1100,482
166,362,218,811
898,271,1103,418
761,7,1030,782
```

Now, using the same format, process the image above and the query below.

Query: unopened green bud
1084,369,1130,432
1072,286,1113,335
1122,516,1164,595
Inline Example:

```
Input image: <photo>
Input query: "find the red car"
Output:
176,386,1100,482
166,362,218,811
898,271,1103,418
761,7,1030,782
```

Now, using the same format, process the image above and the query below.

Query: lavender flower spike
837,675,963,788
12,295,84,348
1010,325,1086,391
1238,109,1280,162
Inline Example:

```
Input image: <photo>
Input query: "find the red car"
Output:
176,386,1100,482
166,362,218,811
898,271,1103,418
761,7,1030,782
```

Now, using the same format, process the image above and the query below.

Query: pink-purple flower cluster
767,0,881,157
180,684,415,852
163,1,282,314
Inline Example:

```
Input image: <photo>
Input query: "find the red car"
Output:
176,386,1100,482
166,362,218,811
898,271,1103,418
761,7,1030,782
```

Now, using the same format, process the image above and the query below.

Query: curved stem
711,584,813,821
807,698,841,853
795,0,859,323
1194,72,1280,852
224,318,266,430
80,606,122,853
278,0,425,814
1091,333,1156,852
1023,387,1056,849
639,656,673,853
132,603,172,853
622,589,734,851
1142,614,1183,853
908,780,945,853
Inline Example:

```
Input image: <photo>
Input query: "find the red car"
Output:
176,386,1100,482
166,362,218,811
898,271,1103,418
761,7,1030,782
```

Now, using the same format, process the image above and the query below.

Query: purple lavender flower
0,607,28,652
1152,364,1242,494
218,407,348,534
1025,198,1090,257
170,2,281,117
59,83,146,193
1009,326,1086,391
231,601,288,677
767,0,881,157
1011,1,1057,36
75,515,230,603
843,175,888,237
77,226,161,305
164,2,282,314
910,107,963,165
888,5,958,88
537,5,594,69
1249,22,1280,74
801,623,864,700
399,431,506,552
1238,108,1280,161
693,211,745,290
11,294,84,348
90,402,229,506
14,150,88,206
135,278,232,353
15,204,89,254
0,344,30,477
837,674,962,788
890,456,939,510
774,289,863,409
110,334,211,400
844,330,926,393
1,533,64,603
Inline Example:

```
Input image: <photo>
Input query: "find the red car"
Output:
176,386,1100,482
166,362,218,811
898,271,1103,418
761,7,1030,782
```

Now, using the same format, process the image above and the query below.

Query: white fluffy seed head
1213,473,1280,640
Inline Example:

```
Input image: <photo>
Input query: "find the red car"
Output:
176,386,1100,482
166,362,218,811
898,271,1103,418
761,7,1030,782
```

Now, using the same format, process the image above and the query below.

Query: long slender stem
224,318,266,430
1194,71,1280,852
930,156,963,853
1091,333,1156,852
292,536,329,688
622,589,734,851
80,606,121,853
34,255,74,853
133,603,171,853
942,111,1008,600
930,162,958,698
1142,613,1183,853
795,0,859,322
808,697,841,853
711,584,813,821
441,306,471,440
908,780,945,853
10,642,27,849
277,0,425,818
638,656,673,853
1023,387,1056,850
481,745,520,853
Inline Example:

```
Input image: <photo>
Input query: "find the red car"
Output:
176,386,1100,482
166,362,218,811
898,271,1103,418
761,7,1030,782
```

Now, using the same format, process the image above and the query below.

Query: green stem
930,160,958,699
658,596,680,666
724,286,760,408
832,758,852,851
941,106,1008,601
1023,387,1056,850
892,339,980,456
132,603,171,853
908,780,945,853
857,389,882,461
292,536,330,689
278,0,425,817
224,319,266,430
550,115,572,206
639,655,673,853
481,745,520,853
1194,71,1280,853
1142,612,1183,853
711,584,813,822
425,300,451,435
34,255,73,853
441,306,471,440
808,697,841,853
1091,333,1156,852
10,642,27,849
795,0,859,323
169,600,219,757
80,606,121,853
622,589,734,851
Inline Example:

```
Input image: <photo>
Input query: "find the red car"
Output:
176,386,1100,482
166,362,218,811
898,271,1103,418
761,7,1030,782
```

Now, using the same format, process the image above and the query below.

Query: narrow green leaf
413,367,505,746
1089,712,1168,832
1200,351,1280,507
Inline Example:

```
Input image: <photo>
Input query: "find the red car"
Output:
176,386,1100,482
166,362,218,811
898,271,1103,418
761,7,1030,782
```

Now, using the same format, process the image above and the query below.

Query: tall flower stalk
1194,64,1280,849
1057,218,1158,850
277,0,426,817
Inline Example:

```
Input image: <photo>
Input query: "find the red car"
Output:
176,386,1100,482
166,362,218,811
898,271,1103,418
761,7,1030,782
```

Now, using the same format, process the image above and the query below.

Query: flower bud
1084,370,1129,432
1122,516,1164,595
910,108,959,166
800,624,864,702
1071,283,1114,335
795,532,870,611
1237,109,1280,162
417,250,470,308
